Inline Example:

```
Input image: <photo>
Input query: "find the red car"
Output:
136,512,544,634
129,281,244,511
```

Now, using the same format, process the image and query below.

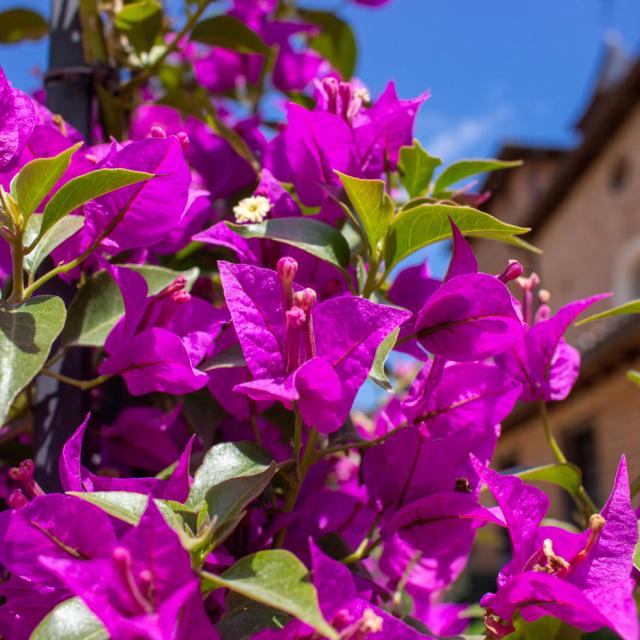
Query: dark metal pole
45,0,93,136
35,0,94,490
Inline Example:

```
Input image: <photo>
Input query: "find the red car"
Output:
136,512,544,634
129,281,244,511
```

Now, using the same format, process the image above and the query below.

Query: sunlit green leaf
433,158,522,195
201,551,338,639
11,143,82,219
398,140,442,198
0,295,66,425
41,168,153,236
31,597,107,640
0,8,48,43
191,15,269,54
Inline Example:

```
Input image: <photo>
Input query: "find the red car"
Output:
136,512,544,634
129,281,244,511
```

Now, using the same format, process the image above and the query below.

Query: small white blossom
233,196,271,224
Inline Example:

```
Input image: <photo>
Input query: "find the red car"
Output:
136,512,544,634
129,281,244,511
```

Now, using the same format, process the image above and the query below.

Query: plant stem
537,401,567,464
320,424,406,458
274,427,318,547
7,230,24,303
120,0,211,97
23,181,146,299
40,369,110,391
537,401,597,519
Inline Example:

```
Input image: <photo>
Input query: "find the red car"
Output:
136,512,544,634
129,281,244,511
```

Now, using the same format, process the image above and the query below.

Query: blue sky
5,0,640,164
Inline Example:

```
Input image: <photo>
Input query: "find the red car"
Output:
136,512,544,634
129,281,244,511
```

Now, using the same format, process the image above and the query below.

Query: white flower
233,196,271,224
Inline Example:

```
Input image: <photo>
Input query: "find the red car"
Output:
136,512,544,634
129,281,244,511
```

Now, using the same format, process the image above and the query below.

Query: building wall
473,105,640,518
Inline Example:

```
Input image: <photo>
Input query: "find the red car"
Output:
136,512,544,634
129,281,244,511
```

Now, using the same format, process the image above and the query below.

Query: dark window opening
609,156,630,191
564,425,599,517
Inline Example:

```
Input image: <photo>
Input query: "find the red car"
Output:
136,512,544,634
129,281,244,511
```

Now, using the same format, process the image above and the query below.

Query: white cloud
423,105,512,161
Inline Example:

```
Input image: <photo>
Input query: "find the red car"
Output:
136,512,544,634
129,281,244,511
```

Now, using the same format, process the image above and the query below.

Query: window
564,425,599,517
609,156,630,192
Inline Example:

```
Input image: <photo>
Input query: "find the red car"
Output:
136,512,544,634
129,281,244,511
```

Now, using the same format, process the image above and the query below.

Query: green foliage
191,15,269,54
336,172,394,257
504,615,583,639
576,299,640,325
40,168,153,236
187,442,274,509
398,139,442,198
226,218,351,271
369,327,399,391
0,295,66,425
31,598,108,640
10,143,82,220
299,10,357,80
24,216,85,278
60,265,198,348
432,158,523,196
512,463,583,499
0,8,48,43
201,550,338,639
384,204,535,272
68,491,178,527
217,598,289,640
115,0,163,54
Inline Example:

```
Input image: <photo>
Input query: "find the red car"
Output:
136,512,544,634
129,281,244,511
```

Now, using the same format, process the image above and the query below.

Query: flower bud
498,260,523,284
176,131,189,148
7,489,28,509
277,257,298,286
149,125,167,138
294,288,317,313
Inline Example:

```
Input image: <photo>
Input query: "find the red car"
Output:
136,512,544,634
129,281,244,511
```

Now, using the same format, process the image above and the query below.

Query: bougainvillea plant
0,1,637,639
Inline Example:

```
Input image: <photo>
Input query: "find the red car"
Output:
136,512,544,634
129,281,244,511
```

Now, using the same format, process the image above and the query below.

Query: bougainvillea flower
0,64,36,171
354,81,428,177
414,273,524,362
363,422,503,595
101,404,191,474
268,103,360,222
40,501,218,640
59,415,192,501
495,293,610,402
0,493,117,584
400,358,521,439
220,259,409,432
0,576,67,640
94,136,191,251
476,457,638,640
255,542,426,639
98,265,223,395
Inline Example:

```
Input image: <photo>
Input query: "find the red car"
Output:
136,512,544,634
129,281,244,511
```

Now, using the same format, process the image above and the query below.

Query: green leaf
398,140,442,198
504,615,582,639
384,204,535,272
336,172,394,255
576,299,640,326
115,0,163,54
0,8,48,43
24,216,85,277
512,463,582,498
191,15,269,54
187,442,274,509
0,295,66,425
11,143,82,219
31,597,108,640
299,10,356,80
225,218,351,272
628,370,640,387
369,327,399,391
217,598,289,640
68,491,177,527
433,158,523,195
41,168,153,236
200,342,247,372
204,460,276,547
201,550,338,640
60,265,198,348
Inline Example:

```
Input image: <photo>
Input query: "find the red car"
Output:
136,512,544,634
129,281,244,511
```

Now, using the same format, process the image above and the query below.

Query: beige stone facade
473,59,640,513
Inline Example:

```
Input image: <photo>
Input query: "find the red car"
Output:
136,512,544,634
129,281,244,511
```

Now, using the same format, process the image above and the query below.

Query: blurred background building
474,38,640,517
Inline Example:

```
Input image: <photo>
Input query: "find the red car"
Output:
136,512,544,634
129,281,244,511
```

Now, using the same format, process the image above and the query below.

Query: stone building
473,47,640,518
